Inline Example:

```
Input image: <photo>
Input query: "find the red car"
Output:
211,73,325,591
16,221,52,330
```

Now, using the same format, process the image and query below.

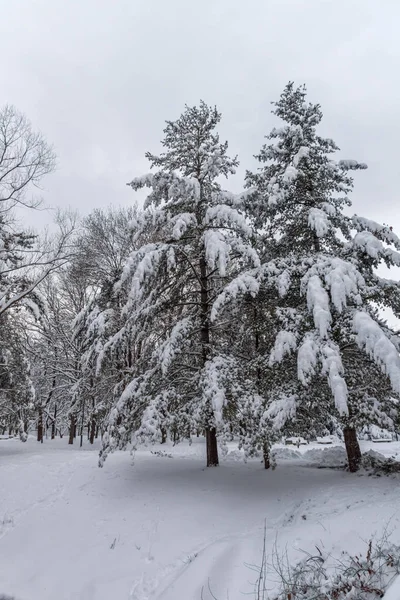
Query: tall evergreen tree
99,102,259,467
214,83,400,471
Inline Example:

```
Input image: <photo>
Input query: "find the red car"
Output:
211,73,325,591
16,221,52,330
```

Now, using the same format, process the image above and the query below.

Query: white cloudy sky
1,0,399,235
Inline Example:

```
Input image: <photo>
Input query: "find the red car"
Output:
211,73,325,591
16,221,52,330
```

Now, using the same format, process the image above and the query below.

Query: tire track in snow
130,497,308,600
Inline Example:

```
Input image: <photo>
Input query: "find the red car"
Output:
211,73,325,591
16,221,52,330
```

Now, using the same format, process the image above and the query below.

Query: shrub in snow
249,533,400,600
361,450,400,475
271,541,400,599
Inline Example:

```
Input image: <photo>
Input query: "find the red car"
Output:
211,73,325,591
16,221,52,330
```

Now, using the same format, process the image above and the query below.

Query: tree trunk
51,405,57,440
200,254,219,467
37,406,43,443
263,442,270,470
89,417,96,445
255,305,270,470
313,231,321,253
80,397,86,448
95,425,99,439
68,414,76,445
206,427,219,467
343,426,361,472
160,427,167,444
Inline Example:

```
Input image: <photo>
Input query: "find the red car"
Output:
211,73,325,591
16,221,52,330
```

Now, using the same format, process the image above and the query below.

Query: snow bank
302,446,348,467
272,447,302,461
273,445,348,467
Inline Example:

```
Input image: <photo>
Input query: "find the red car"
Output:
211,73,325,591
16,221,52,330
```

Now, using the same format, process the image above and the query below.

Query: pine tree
0,312,35,440
215,83,400,472
99,102,259,467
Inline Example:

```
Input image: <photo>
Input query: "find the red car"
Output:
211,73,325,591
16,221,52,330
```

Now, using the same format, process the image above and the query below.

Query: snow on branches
84,85,400,472
354,311,400,395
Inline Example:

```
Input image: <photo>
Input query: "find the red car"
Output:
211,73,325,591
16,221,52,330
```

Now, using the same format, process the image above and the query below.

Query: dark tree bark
200,254,219,467
263,442,271,470
160,427,167,444
43,371,57,441
68,414,76,445
95,424,99,439
206,427,219,467
37,406,43,443
80,397,86,448
51,405,57,440
343,426,362,472
89,417,96,445
254,304,270,470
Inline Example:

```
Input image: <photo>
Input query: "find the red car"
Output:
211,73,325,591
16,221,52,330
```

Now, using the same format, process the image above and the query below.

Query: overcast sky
1,0,399,235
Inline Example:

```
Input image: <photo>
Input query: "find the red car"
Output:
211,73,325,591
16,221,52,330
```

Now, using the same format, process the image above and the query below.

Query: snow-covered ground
1,437,400,600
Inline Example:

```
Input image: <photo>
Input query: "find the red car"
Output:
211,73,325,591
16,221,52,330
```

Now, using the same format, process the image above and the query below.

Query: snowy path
1,438,399,600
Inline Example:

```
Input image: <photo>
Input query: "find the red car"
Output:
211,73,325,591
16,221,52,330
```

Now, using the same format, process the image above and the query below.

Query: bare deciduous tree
0,210,77,318
0,104,56,210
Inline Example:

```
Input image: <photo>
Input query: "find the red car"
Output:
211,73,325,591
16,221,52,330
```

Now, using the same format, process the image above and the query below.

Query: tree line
1,83,400,473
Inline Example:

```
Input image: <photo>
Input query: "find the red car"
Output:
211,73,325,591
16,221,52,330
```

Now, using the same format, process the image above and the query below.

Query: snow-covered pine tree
0,312,35,440
215,83,400,472
99,101,259,467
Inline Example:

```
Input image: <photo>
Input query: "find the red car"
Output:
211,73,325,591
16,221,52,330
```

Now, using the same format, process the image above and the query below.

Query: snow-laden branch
269,331,297,365
205,204,252,236
338,159,368,170
265,394,298,431
308,207,329,238
307,275,331,338
353,231,400,266
321,342,348,416
352,215,400,250
353,311,400,394
157,317,193,375
297,334,318,385
211,271,260,321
